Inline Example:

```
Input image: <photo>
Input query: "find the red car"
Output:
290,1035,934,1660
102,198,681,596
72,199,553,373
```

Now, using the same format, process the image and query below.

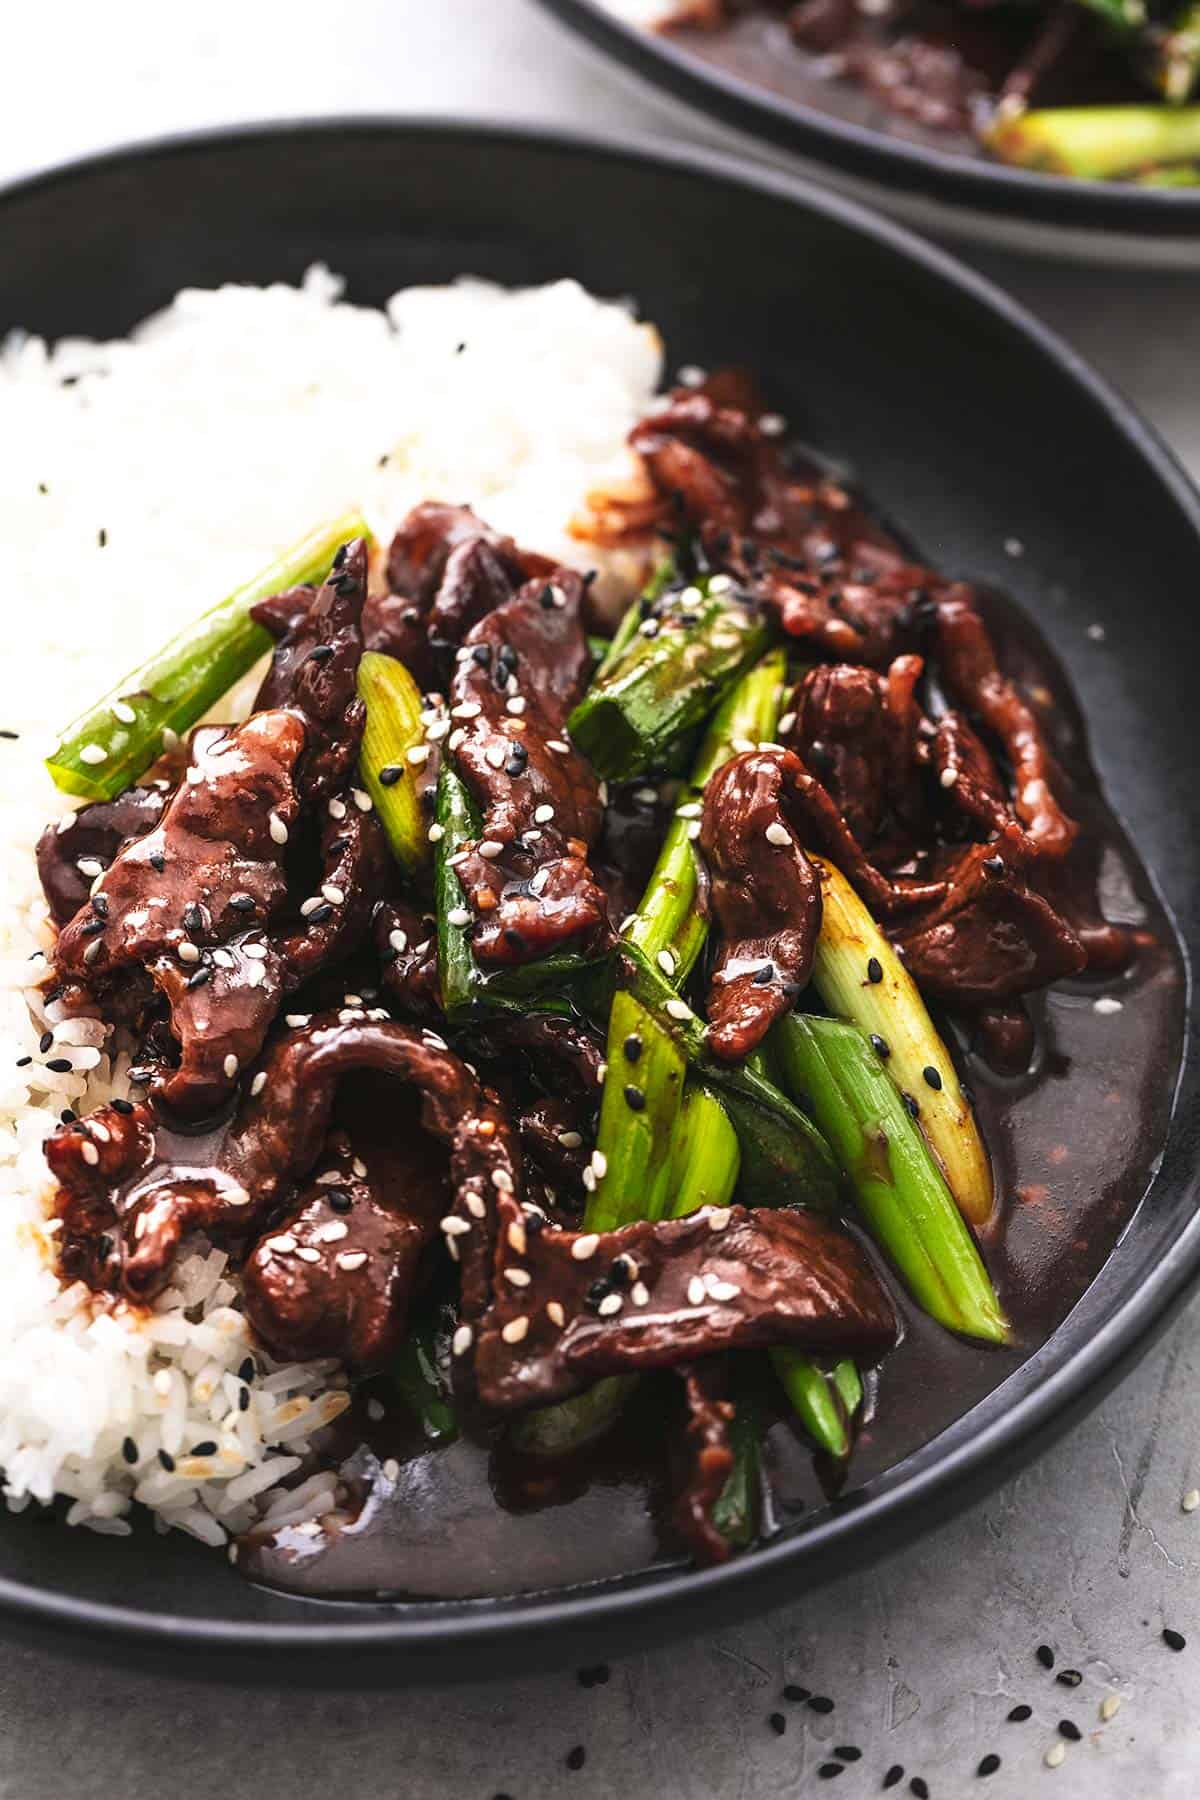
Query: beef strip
375,899,442,1021
890,830,1086,1008
674,1362,738,1567
252,537,368,802
273,802,391,989
36,784,169,927
447,572,612,968
467,1013,605,1200
698,750,824,1062
452,1187,896,1412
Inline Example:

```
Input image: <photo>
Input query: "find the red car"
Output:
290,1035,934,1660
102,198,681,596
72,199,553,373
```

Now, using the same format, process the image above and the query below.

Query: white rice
0,271,661,1546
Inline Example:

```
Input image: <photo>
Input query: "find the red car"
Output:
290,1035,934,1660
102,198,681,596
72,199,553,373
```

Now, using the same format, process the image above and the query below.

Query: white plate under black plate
0,121,1197,1682
535,0,1200,253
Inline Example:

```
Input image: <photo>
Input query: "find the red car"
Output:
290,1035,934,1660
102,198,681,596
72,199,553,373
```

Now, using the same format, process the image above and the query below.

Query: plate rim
0,114,1197,1660
534,0,1200,233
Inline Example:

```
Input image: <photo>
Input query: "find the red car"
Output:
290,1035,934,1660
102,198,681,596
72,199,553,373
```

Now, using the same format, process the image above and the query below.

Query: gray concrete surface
0,3,1197,1795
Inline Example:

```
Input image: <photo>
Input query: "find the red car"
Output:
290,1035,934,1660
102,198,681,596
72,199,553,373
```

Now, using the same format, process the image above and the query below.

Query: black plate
535,0,1200,236
0,121,1196,1682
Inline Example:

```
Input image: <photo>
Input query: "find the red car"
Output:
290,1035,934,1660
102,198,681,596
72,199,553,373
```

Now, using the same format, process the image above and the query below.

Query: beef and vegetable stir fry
35,373,1146,1571
647,0,1200,183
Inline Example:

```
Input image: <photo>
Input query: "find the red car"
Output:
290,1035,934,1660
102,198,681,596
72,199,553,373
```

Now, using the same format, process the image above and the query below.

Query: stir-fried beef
273,802,391,989
699,750,824,1062
454,1190,895,1411
36,784,169,928
674,1362,738,1566
375,899,441,1021
467,1014,605,1201
447,573,612,968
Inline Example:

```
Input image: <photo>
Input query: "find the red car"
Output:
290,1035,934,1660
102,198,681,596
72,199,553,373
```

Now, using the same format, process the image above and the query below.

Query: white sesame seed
639,619,660,638
504,1268,532,1288
620,913,640,933
678,364,706,387
598,1293,623,1317
322,883,345,906
1099,1695,1121,1722
447,906,471,928
269,812,288,846
507,1221,527,1256
452,701,482,719
427,823,444,843
492,1168,515,1195
547,739,570,754
466,1190,487,1219
285,1013,311,1029
506,696,527,716
731,736,756,754
707,1208,732,1232
328,797,347,820
523,829,543,846
686,1277,706,1307
765,821,791,847
557,1130,583,1150
708,1279,741,1302
440,1216,470,1240
1087,622,1106,642
591,1150,608,1179
572,1235,600,1262
657,949,677,978
1093,996,1123,1014
352,788,373,812
80,1140,100,1167
453,1325,473,1356
79,743,107,765
939,766,958,789
300,895,324,918
688,822,701,841
406,744,430,766
1183,1489,1200,1513
777,711,796,735
389,928,408,953
758,412,786,437
335,1251,368,1272
243,943,267,960
546,1301,566,1328
501,1316,529,1345
582,1168,596,1194
223,1054,238,1080
484,744,505,770
352,1158,368,1179
425,716,450,742
161,728,181,753
112,700,136,725
1044,1743,1066,1769
178,941,201,965
382,1458,400,1482
1004,536,1024,558
666,998,693,1025
708,574,734,595
631,1282,649,1306
533,804,555,824
676,802,702,819
478,839,504,859
265,1235,296,1256
295,1246,321,1265
249,1065,266,1093
422,1030,449,1051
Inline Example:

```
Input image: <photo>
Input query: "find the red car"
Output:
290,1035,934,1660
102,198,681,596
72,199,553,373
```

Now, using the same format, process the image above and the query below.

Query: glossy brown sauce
240,589,1186,1604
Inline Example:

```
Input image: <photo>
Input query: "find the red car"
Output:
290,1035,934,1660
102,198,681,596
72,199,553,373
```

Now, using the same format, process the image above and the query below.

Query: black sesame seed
150,852,166,873
808,1695,835,1714
608,1257,632,1290
228,893,256,913
327,1188,353,1214
45,1058,73,1074
96,1234,112,1260
186,967,212,990
504,756,526,777
1163,1627,1187,1652
332,544,347,570
834,1747,861,1762
870,1033,890,1059
817,1766,843,1781
623,1034,643,1063
883,1769,904,1791
60,1108,77,1124
1058,1720,1081,1742
111,1098,134,1115
523,1210,545,1237
867,957,883,984
0,728,17,739
122,1437,138,1465
189,1441,218,1457
1056,1669,1082,1688
624,1084,646,1112
79,917,105,938
15,1056,31,1069
565,1746,586,1772
584,1279,611,1312
98,527,107,548
910,1780,930,1800
1007,1704,1032,1722
539,585,556,611
769,1712,786,1736
239,1387,250,1412
471,644,493,667
977,1753,1000,1777
922,1065,943,1091
307,644,334,664
306,903,334,925
378,765,403,787
158,1450,175,1472
91,894,110,918
983,855,1005,876
1037,1644,1056,1669
128,1068,151,1085
38,1032,53,1054
783,1684,810,1703
902,1092,920,1119
753,961,775,986
239,1357,255,1382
